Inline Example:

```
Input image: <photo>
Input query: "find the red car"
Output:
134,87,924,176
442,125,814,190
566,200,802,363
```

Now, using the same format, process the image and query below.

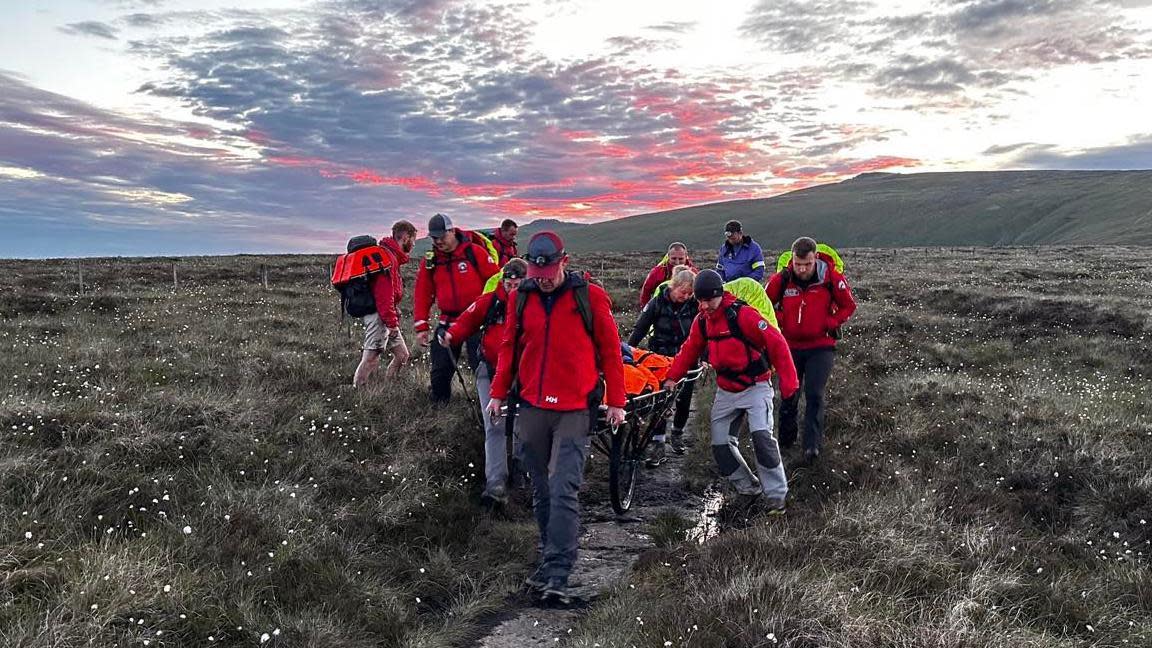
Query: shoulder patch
757,320,768,330
838,280,847,290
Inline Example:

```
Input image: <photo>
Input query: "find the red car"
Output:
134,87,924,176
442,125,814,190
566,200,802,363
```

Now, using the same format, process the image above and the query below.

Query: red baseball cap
525,232,566,279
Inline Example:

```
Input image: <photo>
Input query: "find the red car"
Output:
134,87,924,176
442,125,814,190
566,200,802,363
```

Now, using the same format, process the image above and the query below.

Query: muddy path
474,412,720,647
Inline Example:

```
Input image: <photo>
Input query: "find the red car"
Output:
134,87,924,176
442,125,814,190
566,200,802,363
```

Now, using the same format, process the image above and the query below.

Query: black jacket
627,286,699,356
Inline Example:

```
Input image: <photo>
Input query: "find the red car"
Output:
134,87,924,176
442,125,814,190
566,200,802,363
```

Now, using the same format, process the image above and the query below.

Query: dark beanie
693,269,725,300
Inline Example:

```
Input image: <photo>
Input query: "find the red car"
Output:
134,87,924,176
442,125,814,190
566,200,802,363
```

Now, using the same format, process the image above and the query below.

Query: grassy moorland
570,246,1152,647
1,247,1150,647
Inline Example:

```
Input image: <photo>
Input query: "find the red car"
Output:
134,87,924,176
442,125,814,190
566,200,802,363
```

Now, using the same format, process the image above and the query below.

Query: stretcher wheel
609,421,639,514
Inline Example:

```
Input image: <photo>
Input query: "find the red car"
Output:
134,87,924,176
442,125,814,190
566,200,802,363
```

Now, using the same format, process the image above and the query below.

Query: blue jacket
716,235,766,282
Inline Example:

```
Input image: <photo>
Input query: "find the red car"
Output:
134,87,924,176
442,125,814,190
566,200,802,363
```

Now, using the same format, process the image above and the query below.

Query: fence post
77,260,84,295
172,263,178,290
261,263,269,290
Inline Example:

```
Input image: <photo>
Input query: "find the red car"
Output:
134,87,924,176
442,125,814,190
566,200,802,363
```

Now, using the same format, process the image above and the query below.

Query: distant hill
552,170,1152,254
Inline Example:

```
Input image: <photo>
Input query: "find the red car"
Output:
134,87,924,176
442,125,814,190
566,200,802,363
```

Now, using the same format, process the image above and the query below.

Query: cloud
1,2,964,255
739,0,1152,105
1007,135,1152,169
873,55,1024,94
646,21,696,34
60,21,120,40
983,141,1040,155
740,0,868,53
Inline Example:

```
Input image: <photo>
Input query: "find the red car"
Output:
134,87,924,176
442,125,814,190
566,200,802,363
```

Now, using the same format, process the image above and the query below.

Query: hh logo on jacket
784,288,801,297
545,395,559,404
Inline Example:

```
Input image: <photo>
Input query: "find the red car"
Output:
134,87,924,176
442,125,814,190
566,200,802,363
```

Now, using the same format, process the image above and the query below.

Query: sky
2,0,1151,257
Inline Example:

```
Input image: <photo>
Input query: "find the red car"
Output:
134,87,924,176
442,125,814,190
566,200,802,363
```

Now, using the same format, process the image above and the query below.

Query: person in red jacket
353,220,417,387
414,213,501,403
486,232,626,605
491,219,519,266
765,236,857,463
441,258,528,506
664,269,799,515
638,242,694,308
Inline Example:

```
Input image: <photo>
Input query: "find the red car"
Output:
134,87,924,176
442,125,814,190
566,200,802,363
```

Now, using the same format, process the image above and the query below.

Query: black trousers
671,379,695,431
430,323,481,404
778,347,836,452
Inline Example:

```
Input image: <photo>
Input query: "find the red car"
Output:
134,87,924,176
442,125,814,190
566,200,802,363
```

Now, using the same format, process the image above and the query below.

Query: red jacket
446,284,509,365
639,258,696,308
490,274,627,411
667,293,798,397
765,260,857,350
413,229,500,332
492,231,518,267
369,237,410,328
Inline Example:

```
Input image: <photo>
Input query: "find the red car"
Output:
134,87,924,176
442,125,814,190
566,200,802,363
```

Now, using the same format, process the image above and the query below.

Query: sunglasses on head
724,230,739,236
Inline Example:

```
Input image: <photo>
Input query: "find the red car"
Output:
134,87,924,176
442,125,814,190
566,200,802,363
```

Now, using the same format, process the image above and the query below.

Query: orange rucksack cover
631,348,673,383
331,245,392,287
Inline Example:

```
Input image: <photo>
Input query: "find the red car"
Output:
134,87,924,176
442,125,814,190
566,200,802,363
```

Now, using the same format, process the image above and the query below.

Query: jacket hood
380,236,411,265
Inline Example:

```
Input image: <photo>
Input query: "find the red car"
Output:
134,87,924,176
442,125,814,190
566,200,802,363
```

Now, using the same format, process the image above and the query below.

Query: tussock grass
566,247,1152,647
2,248,1150,647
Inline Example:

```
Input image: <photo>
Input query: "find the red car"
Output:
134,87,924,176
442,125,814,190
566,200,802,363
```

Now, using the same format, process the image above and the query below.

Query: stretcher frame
591,366,705,514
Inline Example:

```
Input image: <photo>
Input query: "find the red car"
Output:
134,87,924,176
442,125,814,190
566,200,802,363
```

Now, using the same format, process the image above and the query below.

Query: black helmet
693,269,725,300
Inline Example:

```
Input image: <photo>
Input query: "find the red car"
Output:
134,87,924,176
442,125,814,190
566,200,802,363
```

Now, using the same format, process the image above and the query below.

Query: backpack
331,236,393,318
775,243,844,275
697,300,771,388
482,291,507,328
423,229,500,275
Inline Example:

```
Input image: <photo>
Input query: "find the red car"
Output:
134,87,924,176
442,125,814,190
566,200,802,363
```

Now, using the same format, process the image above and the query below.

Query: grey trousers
475,362,518,497
710,382,788,499
517,405,591,585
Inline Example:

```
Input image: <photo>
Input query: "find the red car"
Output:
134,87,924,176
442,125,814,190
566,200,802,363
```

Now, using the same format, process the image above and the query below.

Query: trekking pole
504,394,519,490
442,334,483,426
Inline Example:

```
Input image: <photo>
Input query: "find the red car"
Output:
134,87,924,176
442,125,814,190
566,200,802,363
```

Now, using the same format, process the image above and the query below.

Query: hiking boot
759,497,787,516
803,448,820,464
669,429,686,455
540,579,573,606
523,570,548,592
480,485,507,510
644,444,667,468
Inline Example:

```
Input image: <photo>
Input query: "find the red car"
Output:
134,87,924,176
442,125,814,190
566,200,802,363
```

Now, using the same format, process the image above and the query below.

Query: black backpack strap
770,269,792,311
505,283,534,394
463,244,480,273
482,293,505,327
571,280,594,338
700,301,768,388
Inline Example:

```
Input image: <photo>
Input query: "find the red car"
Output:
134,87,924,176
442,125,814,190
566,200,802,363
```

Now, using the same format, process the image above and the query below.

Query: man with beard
353,220,417,386
414,213,501,404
